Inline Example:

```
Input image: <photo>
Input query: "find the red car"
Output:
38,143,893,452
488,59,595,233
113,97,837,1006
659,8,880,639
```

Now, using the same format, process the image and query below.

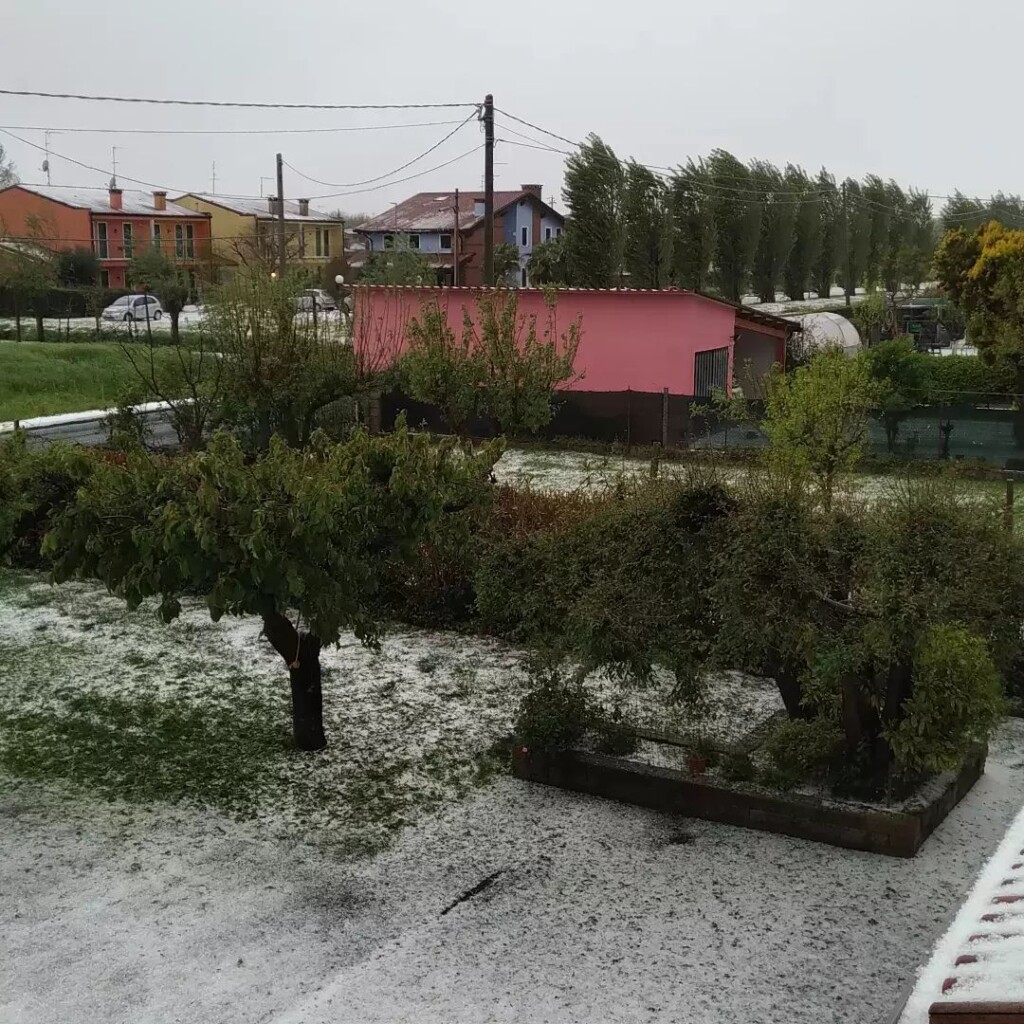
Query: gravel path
3,719,1023,1024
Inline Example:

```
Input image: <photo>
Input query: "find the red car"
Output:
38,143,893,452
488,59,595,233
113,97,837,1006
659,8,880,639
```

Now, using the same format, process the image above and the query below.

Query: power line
494,107,579,148
0,87,477,111
303,145,484,200
284,111,477,189
0,120,467,137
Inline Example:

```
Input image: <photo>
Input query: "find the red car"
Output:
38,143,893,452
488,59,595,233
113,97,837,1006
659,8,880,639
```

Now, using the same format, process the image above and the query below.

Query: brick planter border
512,744,986,858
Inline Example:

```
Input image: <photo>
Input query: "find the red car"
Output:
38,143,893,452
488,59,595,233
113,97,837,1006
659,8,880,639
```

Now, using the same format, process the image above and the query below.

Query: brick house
0,184,212,289
355,185,564,287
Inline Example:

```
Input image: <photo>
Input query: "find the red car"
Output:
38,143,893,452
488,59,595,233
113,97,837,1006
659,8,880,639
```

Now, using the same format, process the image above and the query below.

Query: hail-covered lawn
494,447,1023,520
0,571,528,858
4,568,1024,1023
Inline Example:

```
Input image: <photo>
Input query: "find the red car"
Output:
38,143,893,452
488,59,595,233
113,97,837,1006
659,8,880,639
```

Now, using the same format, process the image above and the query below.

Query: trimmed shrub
513,671,592,753
924,355,1017,398
887,624,1004,774
0,286,129,320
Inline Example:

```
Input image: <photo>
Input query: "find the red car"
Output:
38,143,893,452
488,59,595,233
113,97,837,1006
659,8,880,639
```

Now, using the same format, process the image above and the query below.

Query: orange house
0,184,212,289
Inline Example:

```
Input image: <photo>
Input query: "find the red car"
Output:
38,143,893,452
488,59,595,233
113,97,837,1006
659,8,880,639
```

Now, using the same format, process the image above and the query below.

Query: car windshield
110,296,130,306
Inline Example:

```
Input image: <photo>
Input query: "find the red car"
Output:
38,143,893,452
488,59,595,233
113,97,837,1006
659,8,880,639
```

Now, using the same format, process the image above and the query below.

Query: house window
521,267,528,288
100,269,109,288
315,227,330,258
175,224,184,258
408,234,420,250
521,226,529,247
123,223,134,258
556,227,563,238
439,234,452,251
152,223,161,250
694,347,730,398
185,224,195,259
95,222,108,259
545,227,552,241
383,233,394,249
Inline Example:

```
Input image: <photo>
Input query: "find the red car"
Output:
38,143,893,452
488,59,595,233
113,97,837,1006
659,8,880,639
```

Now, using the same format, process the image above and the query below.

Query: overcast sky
1,0,1020,220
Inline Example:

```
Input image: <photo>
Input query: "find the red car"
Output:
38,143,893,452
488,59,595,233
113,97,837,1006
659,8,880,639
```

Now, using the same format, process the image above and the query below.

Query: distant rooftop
175,194,339,223
3,184,206,218
357,186,561,234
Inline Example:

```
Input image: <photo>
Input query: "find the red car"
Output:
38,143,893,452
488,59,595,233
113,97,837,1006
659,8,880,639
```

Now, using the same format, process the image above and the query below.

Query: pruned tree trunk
34,312,44,342
170,311,180,346
261,611,327,751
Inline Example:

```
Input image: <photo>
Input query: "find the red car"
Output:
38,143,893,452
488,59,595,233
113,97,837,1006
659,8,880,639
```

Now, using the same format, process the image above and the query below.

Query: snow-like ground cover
494,446,1019,509
3,570,1024,1023
900,803,1024,1021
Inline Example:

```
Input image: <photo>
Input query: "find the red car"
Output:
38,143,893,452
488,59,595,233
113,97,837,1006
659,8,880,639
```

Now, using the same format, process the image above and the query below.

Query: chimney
153,191,167,212
473,198,486,218
521,184,543,198
268,196,278,215
109,187,123,211
298,198,309,216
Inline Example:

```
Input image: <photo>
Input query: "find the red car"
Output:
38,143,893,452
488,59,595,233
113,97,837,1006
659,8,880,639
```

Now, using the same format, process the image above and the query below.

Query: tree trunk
171,311,180,346
773,660,812,720
261,611,327,751
34,313,44,342
14,308,21,342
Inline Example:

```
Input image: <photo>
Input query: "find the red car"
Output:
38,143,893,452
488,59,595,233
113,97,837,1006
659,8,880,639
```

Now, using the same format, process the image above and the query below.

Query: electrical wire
0,87,478,111
283,111,477,189
303,144,484,200
0,119,467,136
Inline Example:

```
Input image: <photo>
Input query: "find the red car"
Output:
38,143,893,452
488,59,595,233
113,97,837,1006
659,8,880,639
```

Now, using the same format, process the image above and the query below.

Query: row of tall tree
540,134,1022,303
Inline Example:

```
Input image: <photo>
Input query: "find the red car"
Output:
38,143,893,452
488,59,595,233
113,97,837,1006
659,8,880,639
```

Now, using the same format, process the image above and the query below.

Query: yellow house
172,194,345,281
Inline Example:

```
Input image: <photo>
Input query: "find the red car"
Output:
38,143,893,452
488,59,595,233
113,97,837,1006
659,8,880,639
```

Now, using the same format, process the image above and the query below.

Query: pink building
354,286,796,442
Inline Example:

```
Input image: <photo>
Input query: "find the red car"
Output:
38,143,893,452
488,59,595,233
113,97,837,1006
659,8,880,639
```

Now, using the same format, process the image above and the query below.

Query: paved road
8,408,180,449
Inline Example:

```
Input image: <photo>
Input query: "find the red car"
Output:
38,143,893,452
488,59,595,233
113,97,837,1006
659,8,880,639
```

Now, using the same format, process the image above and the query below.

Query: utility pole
453,188,460,286
275,152,286,280
211,161,217,195
842,179,852,306
482,93,495,286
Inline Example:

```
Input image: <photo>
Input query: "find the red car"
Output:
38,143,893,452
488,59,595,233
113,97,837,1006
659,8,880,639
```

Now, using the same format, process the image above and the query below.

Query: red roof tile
356,189,560,234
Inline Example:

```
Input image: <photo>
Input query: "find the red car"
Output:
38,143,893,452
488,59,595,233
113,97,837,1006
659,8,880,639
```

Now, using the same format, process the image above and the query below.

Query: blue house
355,184,564,286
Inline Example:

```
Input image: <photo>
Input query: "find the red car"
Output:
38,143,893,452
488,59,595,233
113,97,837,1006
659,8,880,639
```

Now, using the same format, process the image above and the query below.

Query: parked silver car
295,288,338,313
102,294,164,322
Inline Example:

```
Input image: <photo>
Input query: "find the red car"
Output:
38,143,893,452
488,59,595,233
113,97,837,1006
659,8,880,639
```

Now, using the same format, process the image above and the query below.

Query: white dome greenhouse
794,311,862,357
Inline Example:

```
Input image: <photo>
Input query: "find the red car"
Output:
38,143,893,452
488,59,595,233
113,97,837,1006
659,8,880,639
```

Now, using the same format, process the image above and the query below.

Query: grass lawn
0,571,524,857
0,341,183,421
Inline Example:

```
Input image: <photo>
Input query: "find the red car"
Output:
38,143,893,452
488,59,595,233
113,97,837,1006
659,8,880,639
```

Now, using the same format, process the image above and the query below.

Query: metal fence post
1005,476,1015,533
662,387,669,447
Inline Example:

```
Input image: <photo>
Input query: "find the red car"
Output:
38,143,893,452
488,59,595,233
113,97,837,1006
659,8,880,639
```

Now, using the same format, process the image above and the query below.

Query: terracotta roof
3,184,208,219
356,189,563,234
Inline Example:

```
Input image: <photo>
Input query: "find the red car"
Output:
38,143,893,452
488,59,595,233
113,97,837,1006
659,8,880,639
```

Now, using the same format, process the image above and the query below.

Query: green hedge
0,287,129,319
925,355,1017,398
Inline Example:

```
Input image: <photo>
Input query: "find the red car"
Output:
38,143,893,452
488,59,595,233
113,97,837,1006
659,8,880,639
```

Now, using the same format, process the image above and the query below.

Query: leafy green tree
881,180,910,295
0,235,56,342
841,178,871,302
43,427,499,751
988,192,1024,229
783,165,821,303
55,247,100,287
494,241,520,285
622,161,671,288
359,242,433,285
764,348,877,510
865,336,929,451
528,236,569,286
706,149,761,301
469,291,582,438
812,170,841,300
863,174,891,292
750,160,796,303
0,142,16,187
562,134,624,288
668,159,715,291
209,269,363,450
128,249,190,343
401,302,486,436
942,192,988,233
